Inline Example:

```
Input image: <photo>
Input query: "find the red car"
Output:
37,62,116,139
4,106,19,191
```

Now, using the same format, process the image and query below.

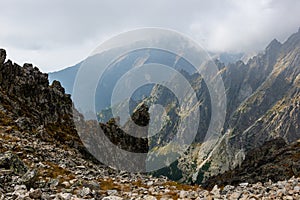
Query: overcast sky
0,0,300,72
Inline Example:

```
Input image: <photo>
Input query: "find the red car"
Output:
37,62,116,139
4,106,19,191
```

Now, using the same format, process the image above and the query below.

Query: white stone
107,190,118,196
57,193,72,200
80,187,91,196
147,181,154,186
294,186,300,192
102,196,123,200
143,195,157,200
239,182,249,187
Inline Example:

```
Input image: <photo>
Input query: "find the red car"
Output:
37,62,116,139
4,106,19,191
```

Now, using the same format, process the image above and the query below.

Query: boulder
0,152,28,175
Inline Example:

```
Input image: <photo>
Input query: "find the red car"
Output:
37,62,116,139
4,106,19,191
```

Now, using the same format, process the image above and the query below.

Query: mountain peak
266,38,281,52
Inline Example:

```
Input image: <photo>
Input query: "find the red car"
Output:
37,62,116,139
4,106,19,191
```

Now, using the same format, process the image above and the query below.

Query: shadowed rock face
203,138,300,189
0,49,6,65
0,48,81,145
146,29,300,184
0,151,28,175
99,103,150,153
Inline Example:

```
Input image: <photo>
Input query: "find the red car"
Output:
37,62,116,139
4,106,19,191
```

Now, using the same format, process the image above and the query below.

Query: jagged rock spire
0,48,6,66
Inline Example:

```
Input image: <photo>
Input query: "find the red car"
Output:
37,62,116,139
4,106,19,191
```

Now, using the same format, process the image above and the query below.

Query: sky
0,0,300,72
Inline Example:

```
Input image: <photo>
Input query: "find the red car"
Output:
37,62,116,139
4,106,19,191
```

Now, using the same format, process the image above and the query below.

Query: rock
294,186,300,192
285,196,294,200
61,181,71,188
85,181,100,190
36,125,52,142
230,191,241,199
20,170,37,189
147,181,154,186
29,188,42,199
107,189,118,196
143,195,157,200
79,187,91,197
102,196,123,200
222,185,235,194
0,49,6,66
100,103,150,153
211,185,220,196
15,117,32,131
14,185,27,193
12,185,28,199
49,179,59,189
239,182,249,187
0,191,4,200
0,151,28,175
51,80,65,94
57,192,72,200
179,190,188,198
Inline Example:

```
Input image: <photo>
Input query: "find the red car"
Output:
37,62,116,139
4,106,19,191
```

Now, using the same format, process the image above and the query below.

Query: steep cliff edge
0,49,80,145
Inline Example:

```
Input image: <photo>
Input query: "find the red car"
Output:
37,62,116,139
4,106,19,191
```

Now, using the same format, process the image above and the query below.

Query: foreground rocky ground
0,126,300,199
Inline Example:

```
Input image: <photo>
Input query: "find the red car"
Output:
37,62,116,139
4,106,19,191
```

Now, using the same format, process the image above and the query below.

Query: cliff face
148,29,300,184
0,49,80,145
203,138,300,189
198,29,300,184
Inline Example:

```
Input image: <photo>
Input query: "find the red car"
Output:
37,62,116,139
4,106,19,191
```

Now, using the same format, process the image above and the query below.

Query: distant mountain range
48,28,300,185
48,52,247,95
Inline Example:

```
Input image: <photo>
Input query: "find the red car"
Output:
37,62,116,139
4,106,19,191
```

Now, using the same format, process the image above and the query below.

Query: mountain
49,29,300,186
48,52,245,95
125,29,300,184
209,52,246,65
1,26,300,198
187,29,300,184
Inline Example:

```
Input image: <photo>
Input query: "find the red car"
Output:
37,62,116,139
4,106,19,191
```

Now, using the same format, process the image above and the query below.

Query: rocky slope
1,119,300,199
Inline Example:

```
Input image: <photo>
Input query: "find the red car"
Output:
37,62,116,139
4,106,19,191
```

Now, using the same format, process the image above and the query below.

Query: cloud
0,0,299,72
